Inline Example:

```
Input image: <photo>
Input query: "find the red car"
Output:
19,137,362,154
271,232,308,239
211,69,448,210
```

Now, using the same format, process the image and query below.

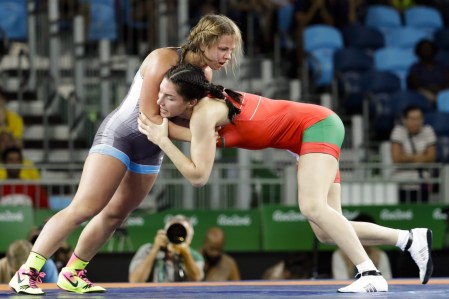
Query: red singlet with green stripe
217,92,345,160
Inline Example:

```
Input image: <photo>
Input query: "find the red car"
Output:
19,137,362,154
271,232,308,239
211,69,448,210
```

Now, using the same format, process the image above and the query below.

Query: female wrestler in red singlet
138,64,433,293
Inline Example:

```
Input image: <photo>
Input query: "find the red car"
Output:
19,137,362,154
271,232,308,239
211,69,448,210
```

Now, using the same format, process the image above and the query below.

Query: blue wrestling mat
1,279,449,298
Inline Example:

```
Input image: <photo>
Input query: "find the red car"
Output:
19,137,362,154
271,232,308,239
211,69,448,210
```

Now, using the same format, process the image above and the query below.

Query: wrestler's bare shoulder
140,48,179,75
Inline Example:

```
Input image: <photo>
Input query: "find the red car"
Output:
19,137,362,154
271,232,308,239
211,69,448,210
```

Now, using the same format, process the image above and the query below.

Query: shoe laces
25,268,46,288
76,270,93,287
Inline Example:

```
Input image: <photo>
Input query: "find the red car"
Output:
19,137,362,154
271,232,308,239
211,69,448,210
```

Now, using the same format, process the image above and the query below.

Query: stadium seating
277,4,295,50
424,111,449,137
0,0,27,41
404,6,444,37
384,27,429,50
84,0,118,41
363,70,402,139
365,5,402,36
435,49,449,67
436,136,449,163
121,0,148,30
374,47,417,89
437,89,449,113
341,23,384,55
434,28,449,50
333,48,373,114
303,24,343,87
390,90,433,119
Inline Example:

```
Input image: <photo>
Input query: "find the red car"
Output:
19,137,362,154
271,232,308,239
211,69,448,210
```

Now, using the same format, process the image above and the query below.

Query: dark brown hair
165,64,242,123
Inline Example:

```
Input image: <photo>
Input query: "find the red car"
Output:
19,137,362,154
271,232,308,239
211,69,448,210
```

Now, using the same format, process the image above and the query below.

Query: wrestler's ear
188,99,198,108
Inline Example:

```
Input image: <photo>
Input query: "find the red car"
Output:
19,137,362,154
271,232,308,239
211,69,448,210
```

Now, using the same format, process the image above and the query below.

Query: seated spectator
53,241,72,273
0,131,16,153
201,227,241,281
0,146,49,208
332,213,392,280
407,39,449,108
0,88,24,146
0,240,32,283
128,215,204,282
262,252,312,280
0,146,41,180
390,105,437,202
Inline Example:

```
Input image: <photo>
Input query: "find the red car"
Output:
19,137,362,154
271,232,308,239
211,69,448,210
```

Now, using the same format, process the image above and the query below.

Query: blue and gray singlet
89,71,163,174
89,48,185,174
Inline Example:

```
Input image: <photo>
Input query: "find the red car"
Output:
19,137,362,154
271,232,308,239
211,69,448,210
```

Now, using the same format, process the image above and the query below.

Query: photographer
128,215,204,282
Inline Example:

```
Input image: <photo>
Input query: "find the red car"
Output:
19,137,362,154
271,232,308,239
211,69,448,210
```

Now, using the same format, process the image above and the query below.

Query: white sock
356,260,377,274
395,229,410,251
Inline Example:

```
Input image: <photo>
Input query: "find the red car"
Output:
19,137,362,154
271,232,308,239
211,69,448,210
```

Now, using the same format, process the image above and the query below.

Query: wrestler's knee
299,200,325,224
100,206,132,228
63,204,98,225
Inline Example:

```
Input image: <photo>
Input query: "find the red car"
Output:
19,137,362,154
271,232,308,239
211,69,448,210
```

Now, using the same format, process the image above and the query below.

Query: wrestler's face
157,78,196,118
201,35,235,70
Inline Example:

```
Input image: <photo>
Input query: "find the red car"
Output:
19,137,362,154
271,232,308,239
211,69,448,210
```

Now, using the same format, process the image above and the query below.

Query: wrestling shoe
338,270,388,293
57,267,106,294
9,265,45,295
406,228,433,284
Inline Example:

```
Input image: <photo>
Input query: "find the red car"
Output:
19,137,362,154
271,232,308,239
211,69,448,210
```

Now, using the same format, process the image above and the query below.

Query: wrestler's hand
138,112,169,145
215,126,221,143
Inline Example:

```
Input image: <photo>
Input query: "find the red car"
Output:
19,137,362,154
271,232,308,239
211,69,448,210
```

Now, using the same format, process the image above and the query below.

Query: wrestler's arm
139,49,192,142
159,107,217,187
138,103,218,187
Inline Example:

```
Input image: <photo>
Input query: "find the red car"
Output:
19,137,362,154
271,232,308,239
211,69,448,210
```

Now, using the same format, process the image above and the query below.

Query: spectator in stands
332,213,392,280
0,145,48,208
408,39,449,108
262,253,312,280
129,215,204,282
201,226,240,281
0,146,40,180
390,105,437,202
0,131,16,153
52,241,72,273
0,240,32,283
0,87,23,147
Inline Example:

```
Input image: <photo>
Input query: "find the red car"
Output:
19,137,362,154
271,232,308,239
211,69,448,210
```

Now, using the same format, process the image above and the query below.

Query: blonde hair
181,14,243,74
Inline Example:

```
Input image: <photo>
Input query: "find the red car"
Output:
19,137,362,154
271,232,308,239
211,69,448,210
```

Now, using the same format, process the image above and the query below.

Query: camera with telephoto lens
166,222,188,244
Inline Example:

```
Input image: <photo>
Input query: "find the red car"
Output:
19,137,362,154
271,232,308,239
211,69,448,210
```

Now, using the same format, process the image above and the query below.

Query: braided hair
165,64,242,123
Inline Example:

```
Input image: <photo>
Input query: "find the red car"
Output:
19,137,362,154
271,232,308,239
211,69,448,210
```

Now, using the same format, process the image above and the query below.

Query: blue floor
2,280,449,299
